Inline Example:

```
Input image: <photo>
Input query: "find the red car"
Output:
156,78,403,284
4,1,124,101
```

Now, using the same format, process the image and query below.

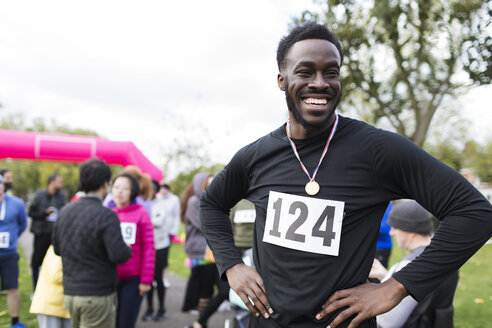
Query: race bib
120,222,137,245
234,209,256,223
263,191,344,256
0,232,10,248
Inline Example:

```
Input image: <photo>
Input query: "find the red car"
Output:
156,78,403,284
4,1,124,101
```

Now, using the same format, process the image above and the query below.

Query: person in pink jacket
112,173,155,328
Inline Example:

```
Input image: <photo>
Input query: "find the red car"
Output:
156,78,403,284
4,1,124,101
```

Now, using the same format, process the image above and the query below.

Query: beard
285,81,342,133
4,183,12,192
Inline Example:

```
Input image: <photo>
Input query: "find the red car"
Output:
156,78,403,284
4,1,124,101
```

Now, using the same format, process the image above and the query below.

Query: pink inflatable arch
0,129,163,182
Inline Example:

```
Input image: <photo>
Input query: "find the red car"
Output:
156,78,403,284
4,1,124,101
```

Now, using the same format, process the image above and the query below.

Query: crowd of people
0,163,245,328
1,21,492,328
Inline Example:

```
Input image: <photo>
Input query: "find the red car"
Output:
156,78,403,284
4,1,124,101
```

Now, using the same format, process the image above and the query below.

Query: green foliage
169,163,225,197
0,160,81,201
466,141,492,183
1,113,98,136
426,139,492,184
428,142,463,171
167,223,190,278
297,0,492,146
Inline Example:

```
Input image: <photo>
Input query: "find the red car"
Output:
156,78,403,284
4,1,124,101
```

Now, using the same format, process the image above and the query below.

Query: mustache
299,88,336,98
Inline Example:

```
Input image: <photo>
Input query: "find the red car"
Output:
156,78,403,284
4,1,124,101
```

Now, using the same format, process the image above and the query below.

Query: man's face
278,39,342,133
390,227,411,251
159,187,169,197
2,171,12,184
54,176,64,190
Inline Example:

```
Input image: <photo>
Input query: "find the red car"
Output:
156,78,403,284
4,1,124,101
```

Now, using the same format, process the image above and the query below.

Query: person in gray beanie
387,200,434,236
370,200,458,328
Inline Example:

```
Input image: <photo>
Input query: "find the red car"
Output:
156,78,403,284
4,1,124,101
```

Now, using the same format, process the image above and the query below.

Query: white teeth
304,98,327,105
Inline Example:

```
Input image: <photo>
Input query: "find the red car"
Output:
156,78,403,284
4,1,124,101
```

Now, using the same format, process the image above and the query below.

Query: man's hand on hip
316,277,409,328
226,263,274,319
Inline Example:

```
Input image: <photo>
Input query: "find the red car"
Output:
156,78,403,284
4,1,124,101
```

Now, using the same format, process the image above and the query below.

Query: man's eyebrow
294,60,340,69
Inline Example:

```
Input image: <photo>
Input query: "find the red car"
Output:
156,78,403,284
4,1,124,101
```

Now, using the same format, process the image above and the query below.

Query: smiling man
200,23,492,328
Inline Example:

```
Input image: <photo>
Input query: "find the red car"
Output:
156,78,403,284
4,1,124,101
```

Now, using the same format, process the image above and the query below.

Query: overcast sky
1,0,491,178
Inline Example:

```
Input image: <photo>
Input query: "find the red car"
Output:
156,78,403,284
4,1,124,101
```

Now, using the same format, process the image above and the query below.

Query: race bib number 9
0,232,10,248
120,223,137,245
263,191,344,256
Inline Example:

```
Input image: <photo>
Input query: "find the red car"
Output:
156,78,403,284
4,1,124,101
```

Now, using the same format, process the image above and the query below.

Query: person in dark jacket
52,159,131,328
29,173,65,290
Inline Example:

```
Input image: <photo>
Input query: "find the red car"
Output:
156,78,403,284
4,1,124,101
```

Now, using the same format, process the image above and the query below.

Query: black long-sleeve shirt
200,115,492,328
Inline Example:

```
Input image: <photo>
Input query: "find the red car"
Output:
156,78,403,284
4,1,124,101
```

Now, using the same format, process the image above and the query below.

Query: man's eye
325,70,339,77
297,70,312,76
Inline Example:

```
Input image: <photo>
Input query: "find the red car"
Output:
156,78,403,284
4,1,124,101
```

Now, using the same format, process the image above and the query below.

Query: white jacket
151,193,180,249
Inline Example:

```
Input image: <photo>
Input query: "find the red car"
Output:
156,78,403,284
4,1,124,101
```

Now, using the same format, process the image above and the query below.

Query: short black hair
0,168,11,176
151,180,160,194
79,159,112,193
276,22,344,71
113,173,140,202
161,183,170,190
48,173,60,185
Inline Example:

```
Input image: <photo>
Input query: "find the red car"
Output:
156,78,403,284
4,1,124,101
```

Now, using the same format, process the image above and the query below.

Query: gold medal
305,181,320,196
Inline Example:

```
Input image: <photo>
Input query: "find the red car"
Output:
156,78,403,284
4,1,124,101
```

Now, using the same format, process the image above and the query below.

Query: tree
169,163,225,197
295,0,492,146
462,140,492,184
425,139,492,184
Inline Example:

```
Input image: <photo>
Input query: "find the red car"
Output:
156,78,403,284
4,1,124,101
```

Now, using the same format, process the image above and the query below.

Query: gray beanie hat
388,200,433,235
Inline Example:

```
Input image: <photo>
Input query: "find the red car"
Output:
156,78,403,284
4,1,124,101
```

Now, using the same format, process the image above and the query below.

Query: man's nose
308,72,330,90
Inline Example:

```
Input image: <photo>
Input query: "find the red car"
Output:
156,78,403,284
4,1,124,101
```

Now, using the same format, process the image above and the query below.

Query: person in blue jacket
0,174,28,328
375,203,393,268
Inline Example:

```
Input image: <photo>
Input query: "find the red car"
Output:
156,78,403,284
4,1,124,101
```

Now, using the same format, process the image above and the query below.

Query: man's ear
277,73,286,91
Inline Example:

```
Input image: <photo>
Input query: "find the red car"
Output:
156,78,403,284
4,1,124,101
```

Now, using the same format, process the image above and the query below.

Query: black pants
181,263,216,312
117,276,143,328
145,247,169,312
198,268,230,326
374,248,391,268
31,232,52,290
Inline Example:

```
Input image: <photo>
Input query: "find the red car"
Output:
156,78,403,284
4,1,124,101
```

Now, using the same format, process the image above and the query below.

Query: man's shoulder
62,198,116,217
338,115,381,135
33,189,48,197
337,115,411,147
5,194,25,208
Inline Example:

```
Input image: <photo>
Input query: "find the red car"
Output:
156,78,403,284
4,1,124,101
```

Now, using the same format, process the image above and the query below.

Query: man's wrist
225,262,245,277
383,277,410,300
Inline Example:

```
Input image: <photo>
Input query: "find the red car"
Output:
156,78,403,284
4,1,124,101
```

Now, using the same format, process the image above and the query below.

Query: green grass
167,232,190,279
453,245,492,328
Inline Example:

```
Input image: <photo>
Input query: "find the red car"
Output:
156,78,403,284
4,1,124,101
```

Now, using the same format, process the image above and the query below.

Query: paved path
19,223,236,328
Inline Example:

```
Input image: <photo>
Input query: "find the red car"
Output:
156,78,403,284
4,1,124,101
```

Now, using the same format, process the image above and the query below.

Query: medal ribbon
287,113,339,183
